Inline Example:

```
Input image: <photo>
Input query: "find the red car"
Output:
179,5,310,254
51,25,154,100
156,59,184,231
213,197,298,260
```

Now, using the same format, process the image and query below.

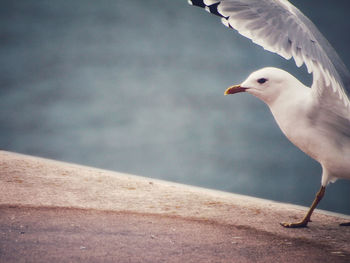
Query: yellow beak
224,84,247,95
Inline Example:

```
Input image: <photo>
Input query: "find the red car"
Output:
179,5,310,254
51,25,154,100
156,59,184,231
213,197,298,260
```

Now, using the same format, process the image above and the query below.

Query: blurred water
1,0,350,214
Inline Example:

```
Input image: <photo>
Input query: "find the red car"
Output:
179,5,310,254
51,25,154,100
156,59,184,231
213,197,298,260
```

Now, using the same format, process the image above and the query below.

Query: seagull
188,0,350,227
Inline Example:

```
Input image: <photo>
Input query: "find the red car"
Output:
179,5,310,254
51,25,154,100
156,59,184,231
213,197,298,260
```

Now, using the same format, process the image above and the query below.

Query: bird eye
257,78,267,84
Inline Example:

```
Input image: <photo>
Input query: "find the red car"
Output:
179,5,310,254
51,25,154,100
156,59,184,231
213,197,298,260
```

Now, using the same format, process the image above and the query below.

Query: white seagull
188,0,350,227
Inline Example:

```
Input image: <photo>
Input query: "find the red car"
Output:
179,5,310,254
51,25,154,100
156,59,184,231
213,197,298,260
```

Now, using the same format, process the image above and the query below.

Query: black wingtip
188,1,225,19
188,0,206,8
206,3,223,17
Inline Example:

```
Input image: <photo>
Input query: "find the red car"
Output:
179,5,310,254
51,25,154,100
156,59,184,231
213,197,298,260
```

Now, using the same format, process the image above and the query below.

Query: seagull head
225,67,302,105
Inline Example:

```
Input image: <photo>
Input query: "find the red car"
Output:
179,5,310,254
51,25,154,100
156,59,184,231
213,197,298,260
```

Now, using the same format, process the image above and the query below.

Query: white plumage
188,0,350,227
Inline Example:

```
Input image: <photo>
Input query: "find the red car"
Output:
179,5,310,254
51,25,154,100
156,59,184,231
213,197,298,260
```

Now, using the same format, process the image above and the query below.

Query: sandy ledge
0,150,349,262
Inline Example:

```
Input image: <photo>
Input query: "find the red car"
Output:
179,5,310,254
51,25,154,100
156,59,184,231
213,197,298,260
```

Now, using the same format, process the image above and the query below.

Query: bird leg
280,186,326,228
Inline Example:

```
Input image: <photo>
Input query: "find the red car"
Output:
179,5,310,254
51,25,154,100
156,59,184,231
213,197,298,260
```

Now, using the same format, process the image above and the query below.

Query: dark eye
257,78,267,84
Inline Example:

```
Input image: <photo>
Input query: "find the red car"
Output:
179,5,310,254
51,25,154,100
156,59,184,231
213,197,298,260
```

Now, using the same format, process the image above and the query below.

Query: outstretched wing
188,0,350,113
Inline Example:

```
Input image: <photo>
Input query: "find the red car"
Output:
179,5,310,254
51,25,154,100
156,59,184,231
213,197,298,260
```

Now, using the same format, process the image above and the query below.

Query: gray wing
188,0,350,114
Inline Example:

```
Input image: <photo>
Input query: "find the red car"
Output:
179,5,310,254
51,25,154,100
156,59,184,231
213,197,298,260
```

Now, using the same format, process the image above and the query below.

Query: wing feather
188,0,350,113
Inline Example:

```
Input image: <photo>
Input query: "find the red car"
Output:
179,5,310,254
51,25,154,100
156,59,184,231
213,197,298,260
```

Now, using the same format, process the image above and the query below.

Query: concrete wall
1,150,350,262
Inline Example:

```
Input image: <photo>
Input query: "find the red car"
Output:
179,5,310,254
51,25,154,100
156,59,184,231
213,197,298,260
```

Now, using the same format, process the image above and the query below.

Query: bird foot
339,222,350,226
280,221,308,228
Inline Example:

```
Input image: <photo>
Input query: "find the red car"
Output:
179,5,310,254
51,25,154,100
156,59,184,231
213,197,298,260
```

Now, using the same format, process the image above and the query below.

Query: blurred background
1,0,349,214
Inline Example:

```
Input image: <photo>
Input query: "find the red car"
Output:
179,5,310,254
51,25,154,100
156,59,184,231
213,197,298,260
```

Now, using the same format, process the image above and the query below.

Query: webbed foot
280,220,308,228
280,186,325,229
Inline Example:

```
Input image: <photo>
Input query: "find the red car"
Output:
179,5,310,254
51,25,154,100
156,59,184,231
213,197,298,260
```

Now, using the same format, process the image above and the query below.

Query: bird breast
269,90,322,161
269,91,350,180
